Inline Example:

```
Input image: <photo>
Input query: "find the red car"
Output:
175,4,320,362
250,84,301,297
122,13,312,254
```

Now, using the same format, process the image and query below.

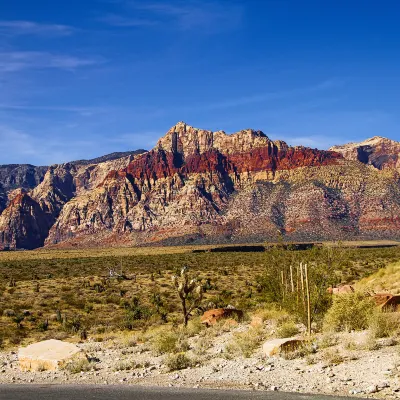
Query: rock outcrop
46,123,343,247
0,151,145,249
330,136,400,171
2,123,400,249
18,339,87,371
262,337,305,357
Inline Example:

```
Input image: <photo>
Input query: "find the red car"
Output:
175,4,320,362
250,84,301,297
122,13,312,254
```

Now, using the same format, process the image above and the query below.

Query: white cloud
0,20,75,36
0,51,102,73
103,0,243,33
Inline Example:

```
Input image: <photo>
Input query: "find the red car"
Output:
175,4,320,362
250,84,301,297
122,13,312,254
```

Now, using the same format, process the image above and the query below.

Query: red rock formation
2,122,400,250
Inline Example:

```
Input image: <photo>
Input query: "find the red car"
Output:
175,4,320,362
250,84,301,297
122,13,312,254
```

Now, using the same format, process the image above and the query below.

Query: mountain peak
330,135,400,170
156,122,281,155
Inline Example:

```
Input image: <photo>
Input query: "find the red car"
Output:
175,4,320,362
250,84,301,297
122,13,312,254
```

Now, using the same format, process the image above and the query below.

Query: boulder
262,337,305,357
374,293,400,311
18,339,87,371
201,308,243,326
327,285,354,294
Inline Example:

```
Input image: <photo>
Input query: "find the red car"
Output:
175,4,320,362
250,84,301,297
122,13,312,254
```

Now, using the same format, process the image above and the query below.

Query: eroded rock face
2,123,400,249
46,124,342,247
0,193,48,249
0,152,144,249
330,136,400,171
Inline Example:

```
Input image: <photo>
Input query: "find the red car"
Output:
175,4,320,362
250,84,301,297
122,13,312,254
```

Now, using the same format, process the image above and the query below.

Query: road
0,385,368,400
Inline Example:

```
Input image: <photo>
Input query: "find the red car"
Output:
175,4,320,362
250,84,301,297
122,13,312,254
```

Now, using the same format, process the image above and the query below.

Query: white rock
18,340,87,372
366,385,379,394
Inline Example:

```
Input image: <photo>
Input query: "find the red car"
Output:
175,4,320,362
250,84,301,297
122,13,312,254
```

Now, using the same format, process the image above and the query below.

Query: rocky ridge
330,136,400,171
1,123,400,250
0,151,145,249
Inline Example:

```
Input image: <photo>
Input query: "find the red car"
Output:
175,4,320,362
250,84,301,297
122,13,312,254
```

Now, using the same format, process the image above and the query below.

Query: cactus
172,266,203,326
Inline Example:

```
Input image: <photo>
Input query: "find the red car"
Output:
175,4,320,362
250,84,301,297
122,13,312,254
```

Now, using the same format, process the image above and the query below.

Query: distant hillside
71,149,147,166
356,262,400,294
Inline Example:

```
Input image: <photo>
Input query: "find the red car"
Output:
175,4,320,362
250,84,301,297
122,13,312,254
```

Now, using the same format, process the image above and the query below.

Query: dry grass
357,261,400,294
1,244,399,348
225,327,265,358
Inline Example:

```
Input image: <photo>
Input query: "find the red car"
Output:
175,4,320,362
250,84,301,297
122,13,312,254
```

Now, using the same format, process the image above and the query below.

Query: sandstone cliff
330,136,400,171
2,123,400,250
0,151,145,249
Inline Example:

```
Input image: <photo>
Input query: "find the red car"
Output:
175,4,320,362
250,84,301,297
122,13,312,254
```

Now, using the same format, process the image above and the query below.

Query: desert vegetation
1,244,400,397
0,243,399,349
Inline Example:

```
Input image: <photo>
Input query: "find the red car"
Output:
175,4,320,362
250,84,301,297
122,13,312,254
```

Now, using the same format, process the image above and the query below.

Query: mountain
0,150,146,249
329,136,400,171
0,164,48,214
1,123,400,250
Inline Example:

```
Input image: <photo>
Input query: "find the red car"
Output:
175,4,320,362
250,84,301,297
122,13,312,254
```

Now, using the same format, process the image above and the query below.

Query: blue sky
0,0,399,165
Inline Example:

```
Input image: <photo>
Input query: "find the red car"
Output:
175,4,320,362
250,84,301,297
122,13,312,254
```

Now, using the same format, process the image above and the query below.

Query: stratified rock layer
1,123,400,249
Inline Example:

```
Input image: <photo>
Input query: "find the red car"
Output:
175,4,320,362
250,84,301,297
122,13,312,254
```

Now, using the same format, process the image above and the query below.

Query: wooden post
281,270,285,300
296,265,299,305
304,263,311,336
290,265,294,293
300,262,306,312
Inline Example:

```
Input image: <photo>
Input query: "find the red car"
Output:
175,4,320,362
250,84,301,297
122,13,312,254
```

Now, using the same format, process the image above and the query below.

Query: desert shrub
282,341,316,360
193,335,213,356
165,352,193,371
225,327,264,358
63,358,92,373
84,303,94,314
37,319,49,332
257,254,336,328
323,292,376,332
185,317,203,337
123,297,152,329
114,359,140,371
62,315,82,333
322,349,344,366
151,330,189,355
253,306,290,324
362,334,381,351
370,312,400,338
318,332,339,348
276,321,300,338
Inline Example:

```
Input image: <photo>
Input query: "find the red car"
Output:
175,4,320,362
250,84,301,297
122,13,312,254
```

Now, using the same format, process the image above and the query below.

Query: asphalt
0,385,368,400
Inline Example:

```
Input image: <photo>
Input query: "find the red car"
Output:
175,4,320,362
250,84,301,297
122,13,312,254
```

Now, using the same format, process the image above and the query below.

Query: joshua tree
172,266,203,326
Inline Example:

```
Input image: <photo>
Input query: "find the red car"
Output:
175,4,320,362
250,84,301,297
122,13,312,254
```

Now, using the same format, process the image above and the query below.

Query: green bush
323,292,376,332
63,358,92,373
152,331,179,355
165,352,193,371
225,327,264,358
370,312,400,338
151,330,189,355
276,321,300,338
